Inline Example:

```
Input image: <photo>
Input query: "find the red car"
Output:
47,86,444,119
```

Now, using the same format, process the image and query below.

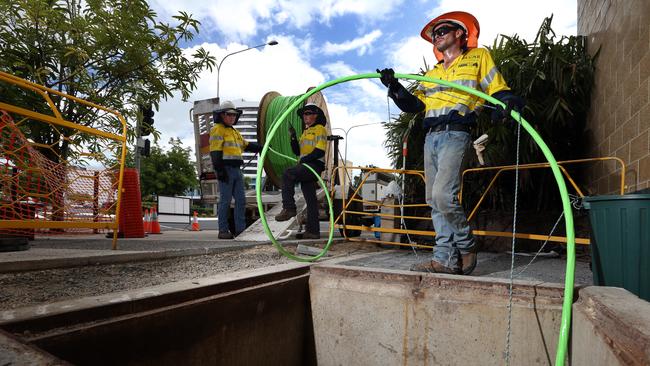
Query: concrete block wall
578,0,650,193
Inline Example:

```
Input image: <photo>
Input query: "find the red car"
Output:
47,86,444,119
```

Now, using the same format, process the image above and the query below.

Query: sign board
157,196,191,224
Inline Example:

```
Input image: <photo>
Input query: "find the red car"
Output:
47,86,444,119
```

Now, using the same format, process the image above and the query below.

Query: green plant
140,138,198,197
0,0,215,162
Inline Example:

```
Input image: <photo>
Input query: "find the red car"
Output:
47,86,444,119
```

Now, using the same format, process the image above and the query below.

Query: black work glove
288,125,297,139
216,169,228,182
491,94,525,124
376,68,398,88
246,142,262,153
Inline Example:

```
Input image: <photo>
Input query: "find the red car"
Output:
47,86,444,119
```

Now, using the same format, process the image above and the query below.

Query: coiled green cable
264,95,304,179
256,72,575,366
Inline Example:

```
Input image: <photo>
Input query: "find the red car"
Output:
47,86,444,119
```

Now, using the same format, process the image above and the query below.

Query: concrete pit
1,255,649,366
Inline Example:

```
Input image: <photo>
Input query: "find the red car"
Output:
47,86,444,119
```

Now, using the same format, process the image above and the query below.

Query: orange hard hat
420,11,480,62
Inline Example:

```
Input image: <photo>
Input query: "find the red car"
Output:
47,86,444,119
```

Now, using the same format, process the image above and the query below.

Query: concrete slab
336,250,594,285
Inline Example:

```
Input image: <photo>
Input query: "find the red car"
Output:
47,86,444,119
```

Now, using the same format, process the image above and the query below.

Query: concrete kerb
0,237,349,273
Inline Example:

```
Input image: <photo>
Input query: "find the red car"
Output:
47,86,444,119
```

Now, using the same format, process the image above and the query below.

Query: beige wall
578,0,650,194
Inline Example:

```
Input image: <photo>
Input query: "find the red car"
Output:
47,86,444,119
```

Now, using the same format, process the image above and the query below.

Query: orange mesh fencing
0,71,128,248
0,110,119,236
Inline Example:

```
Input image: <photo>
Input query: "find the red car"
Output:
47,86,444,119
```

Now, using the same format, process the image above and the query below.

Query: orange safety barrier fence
0,71,127,249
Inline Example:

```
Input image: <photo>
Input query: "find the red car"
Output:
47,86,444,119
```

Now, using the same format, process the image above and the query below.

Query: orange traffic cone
191,211,201,231
150,207,161,234
143,208,151,233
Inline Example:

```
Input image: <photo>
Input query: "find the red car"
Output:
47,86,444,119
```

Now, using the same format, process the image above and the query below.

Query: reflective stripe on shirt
414,48,510,118
300,124,327,163
209,123,249,161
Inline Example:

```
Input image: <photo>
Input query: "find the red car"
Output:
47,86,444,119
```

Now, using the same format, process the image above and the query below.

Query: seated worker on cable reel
210,101,262,240
275,103,328,239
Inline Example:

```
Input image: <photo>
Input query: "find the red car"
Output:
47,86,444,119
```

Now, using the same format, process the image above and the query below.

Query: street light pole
331,122,385,200
331,122,385,170
215,40,278,104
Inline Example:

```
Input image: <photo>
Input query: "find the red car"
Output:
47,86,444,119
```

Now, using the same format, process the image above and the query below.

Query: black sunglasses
302,111,318,116
432,26,458,38
224,112,239,117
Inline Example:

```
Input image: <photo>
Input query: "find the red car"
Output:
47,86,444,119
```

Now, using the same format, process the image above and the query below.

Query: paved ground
0,225,594,286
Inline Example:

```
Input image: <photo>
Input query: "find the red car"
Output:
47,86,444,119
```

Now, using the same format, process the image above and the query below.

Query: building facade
578,0,650,193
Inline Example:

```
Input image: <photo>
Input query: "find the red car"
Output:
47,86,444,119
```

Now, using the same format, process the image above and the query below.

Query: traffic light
140,104,155,136
142,138,151,157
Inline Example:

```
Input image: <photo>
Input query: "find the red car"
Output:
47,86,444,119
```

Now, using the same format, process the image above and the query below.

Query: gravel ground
0,242,381,311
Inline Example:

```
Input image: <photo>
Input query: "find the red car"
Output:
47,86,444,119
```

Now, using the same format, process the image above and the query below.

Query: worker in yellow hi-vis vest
377,11,524,275
275,103,328,239
209,101,261,240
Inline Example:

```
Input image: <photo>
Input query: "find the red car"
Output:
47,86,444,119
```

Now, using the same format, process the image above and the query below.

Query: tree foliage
0,0,215,161
139,138,198,197
383,16,597,211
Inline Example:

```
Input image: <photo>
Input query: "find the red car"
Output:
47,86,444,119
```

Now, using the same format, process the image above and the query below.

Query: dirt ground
0,241,382,311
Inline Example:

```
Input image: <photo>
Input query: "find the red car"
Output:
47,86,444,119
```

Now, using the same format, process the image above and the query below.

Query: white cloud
386,36,434,74
150,0,405,41
326,103,391,168
321,30,382,56
317,62,393,168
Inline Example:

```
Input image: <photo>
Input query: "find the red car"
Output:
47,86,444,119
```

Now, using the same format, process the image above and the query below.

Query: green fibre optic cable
264,95,305,175
255,72,575,366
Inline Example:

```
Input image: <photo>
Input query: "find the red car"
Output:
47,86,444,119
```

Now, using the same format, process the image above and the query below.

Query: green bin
583,194,650,301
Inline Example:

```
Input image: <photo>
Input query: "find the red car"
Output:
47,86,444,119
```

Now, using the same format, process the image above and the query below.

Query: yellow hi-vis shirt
300,124,327,163
209,124,249,162
414,48,510,119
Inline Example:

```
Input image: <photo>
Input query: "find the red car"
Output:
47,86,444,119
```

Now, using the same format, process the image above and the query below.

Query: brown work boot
275,208,297,221
461,252,478,275
218,231,234,239
410,260,461,274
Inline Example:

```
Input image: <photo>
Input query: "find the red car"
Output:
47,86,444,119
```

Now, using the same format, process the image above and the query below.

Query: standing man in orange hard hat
377,11,524,275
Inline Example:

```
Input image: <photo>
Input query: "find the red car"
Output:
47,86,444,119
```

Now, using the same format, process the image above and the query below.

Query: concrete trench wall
309,265,565,366
1,263,317,366
2,263,650,365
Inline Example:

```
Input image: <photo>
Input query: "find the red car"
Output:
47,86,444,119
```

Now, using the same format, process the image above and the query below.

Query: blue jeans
217,165,246,234
424,130,475,270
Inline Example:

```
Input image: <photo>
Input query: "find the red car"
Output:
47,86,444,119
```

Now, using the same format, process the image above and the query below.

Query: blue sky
150,0,577,168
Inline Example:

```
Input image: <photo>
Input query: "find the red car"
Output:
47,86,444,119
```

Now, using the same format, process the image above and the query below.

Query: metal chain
505,112,522,365
515,194,581,277
385,91,423,264
514,212,563,277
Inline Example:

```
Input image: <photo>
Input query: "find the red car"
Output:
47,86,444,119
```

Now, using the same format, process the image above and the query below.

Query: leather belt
428,123,471,133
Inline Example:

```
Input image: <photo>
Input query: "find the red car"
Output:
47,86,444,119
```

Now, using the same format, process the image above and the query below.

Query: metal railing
330,157,626,247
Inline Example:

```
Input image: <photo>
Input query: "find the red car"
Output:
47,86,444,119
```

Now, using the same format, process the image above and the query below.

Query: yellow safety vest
209,124,249,161
414,48,510,119
300,124,327,163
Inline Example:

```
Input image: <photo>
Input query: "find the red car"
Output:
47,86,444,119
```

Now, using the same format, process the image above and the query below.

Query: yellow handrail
329,158,623,247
